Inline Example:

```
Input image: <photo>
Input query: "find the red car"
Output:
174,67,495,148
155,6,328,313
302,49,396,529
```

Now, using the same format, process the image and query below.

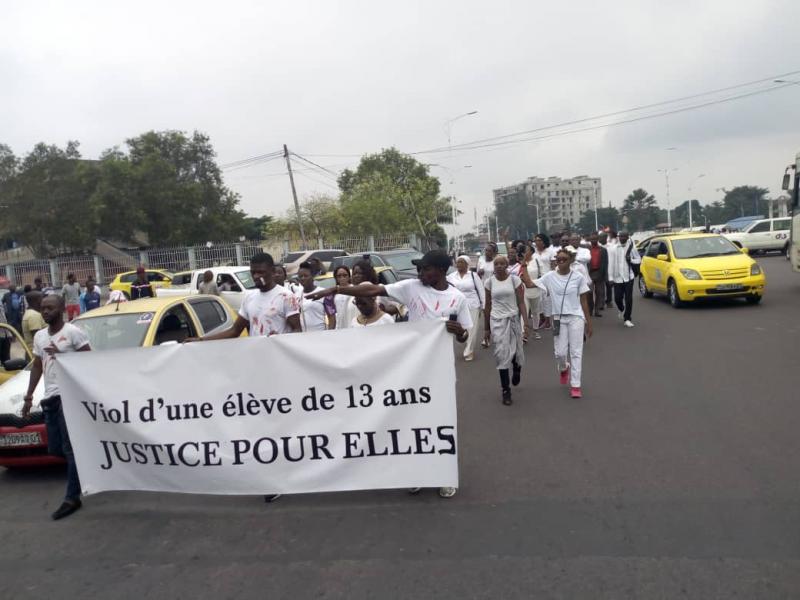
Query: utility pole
284,144,307,250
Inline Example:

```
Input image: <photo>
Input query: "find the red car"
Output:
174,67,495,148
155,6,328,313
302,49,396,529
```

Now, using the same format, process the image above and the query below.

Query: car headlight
679,268,702,280
750,264,762,275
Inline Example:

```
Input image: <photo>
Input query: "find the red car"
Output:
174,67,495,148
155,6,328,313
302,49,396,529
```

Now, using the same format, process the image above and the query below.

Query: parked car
156,266,256,311
313,266,400,289
109,269,174,299
281,250,347,276
330,249,426,280
0,296,240,468
638,233,766,308
723,217,792,255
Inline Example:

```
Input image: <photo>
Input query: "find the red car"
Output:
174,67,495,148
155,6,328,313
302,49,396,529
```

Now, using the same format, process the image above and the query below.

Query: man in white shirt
306,249,471,499
22,294,91,520
607,231,641,328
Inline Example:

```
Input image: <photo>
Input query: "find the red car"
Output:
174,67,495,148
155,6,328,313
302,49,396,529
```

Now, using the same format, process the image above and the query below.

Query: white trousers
524,293,541,330
553,314,585,388
464,307,480,358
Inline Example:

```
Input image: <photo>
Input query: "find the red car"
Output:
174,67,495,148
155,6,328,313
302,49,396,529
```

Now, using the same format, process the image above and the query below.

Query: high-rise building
493,175,602,233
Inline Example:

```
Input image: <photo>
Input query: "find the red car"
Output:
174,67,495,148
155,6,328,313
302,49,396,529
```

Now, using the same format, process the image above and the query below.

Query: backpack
625,244,641,278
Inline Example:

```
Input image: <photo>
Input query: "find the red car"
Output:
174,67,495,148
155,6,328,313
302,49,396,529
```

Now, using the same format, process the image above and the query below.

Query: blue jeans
42,396,82,502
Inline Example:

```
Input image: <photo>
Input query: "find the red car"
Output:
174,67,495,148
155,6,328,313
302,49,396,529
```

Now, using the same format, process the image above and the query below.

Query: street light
687,173,706,229
445,110,479,148
657,167,679,228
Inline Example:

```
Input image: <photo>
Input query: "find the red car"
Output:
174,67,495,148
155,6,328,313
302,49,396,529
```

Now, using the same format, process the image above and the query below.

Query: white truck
156,266,255,311
722,217,792,254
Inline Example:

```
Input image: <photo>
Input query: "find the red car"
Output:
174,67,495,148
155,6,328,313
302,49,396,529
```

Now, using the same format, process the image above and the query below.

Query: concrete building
493,175,602,233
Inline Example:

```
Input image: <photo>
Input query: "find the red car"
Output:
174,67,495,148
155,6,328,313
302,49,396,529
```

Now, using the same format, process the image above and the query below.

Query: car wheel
746,295,762,305
638,275,653,298
668,280,684,308
785,242,791,261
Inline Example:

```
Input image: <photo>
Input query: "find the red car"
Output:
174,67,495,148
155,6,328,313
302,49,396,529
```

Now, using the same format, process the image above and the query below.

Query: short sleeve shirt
238,286,300,336
384,279,473,330
33,323,90,398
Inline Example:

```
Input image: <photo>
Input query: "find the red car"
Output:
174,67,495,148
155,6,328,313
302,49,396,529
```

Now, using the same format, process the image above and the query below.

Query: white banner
56,320,458,496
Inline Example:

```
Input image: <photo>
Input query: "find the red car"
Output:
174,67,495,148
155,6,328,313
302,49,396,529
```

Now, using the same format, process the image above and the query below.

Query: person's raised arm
518,263,535,288
306,282,386,301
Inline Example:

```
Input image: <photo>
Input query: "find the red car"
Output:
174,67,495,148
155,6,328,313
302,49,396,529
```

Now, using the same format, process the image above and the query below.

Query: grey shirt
62,282,81,305
198,280,220,296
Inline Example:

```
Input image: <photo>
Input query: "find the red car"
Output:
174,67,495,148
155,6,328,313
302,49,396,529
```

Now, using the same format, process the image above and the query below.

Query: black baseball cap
412,250,452,270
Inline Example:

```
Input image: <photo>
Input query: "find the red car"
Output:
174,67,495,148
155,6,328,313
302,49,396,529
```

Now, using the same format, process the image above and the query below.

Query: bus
783,151,800,271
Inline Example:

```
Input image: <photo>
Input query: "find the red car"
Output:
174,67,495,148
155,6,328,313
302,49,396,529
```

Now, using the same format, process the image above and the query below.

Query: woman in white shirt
483,255,529,406
351,296,395,327
520,243,545,341
333,266,359,329
533,247,593,399
533,234,555,329
446,255,485,362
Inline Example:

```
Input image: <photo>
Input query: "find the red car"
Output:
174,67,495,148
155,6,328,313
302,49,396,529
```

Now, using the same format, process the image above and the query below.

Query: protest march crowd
8,229,642,520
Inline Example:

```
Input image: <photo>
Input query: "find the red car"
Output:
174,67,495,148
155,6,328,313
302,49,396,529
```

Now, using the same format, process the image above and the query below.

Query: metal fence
1,234,428,288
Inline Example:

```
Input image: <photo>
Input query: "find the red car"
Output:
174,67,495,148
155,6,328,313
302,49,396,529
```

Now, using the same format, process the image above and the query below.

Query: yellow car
109,269,174,299
638,233,766,307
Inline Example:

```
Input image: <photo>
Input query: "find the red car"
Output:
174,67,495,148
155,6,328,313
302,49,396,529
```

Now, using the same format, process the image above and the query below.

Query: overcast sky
3,0,799,233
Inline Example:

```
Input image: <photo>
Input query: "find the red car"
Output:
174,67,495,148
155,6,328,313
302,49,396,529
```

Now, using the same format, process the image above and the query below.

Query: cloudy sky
3,0,799,233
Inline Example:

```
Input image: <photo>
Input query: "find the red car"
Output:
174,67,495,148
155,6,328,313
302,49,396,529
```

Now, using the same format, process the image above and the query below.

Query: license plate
0,431,42,447
716,283,744,291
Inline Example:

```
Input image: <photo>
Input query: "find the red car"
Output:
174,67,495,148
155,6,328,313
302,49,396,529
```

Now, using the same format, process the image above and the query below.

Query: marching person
297,261,336,331
306,249,471,499
604,230,618,308
187,252,300,504
274,265,303,299
608,231,641,328
333,266,358,329
80,279,102,313
447,255,484,361
533,248,593,399
533,234,555,330
351,296,395,327
22,294,92,520
22,290,46,348
520,242,545,340
587,233,609,317
483,255,528,405
477,242,497,281
351,259,401,319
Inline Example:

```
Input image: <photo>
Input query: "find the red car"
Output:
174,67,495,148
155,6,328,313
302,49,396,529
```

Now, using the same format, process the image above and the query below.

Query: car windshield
72,314,150,351
235,270,256,289
315,277,336,289
671,237,741,259
283,252,305,263
383,251,423,271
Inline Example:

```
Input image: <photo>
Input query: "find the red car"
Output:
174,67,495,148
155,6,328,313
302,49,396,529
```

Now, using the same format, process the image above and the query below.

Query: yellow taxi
638,233,766,307
0,296,241,468
109,269,174,299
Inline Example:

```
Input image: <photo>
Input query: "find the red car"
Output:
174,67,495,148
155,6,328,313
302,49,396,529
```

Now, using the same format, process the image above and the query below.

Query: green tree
672,200,703,228
578,206,621,234
621,188,660,231
1,142,97,255
495,189,537,238
704,201,727,225
721,186,769,219
338,148,447,238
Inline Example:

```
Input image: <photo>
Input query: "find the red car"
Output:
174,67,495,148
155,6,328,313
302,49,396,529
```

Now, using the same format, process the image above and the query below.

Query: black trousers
499,356,520,390
614,280,634,321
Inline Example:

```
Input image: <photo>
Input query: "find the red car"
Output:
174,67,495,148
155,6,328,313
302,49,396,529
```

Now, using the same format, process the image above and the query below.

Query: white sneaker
624,320,635,328
438,486,457,498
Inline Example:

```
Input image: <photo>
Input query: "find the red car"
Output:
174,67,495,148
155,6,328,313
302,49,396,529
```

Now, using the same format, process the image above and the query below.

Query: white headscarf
457,255,472,266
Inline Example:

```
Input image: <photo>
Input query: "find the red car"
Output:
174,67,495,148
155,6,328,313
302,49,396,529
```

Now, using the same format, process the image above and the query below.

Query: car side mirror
740,247,749,255
656,254,669,261
3,358,28,371
782,172,791,191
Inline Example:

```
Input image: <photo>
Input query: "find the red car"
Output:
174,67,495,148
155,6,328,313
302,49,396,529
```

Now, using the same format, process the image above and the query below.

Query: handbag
552,271,574,337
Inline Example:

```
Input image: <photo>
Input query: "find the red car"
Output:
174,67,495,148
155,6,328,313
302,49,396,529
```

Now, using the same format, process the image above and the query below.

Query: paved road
3,256,799,599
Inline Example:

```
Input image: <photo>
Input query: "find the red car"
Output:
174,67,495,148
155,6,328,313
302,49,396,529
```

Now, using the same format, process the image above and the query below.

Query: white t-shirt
33,323,90,398
508,262,523,277
485,275,523,319
477,255,495,280
301,287,329,332
447,271,484,310
351,313,395,328
238,286,300,336
525,259,545,299
384,279,473,330
534,270,591,319
575,246,592,266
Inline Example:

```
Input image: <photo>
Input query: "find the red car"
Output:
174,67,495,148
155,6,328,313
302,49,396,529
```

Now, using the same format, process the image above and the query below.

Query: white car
281,249,347,276
156,266,256,311
723,217,792,254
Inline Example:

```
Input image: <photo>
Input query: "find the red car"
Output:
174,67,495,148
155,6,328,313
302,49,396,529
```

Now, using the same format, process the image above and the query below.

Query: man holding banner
307,249,471,498
23,294,92,520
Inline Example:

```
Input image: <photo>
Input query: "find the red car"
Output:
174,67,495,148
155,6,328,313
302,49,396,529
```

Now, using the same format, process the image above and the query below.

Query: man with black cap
306,249,472,499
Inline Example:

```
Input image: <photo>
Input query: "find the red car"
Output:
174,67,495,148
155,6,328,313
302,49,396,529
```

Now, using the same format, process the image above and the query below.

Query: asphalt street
2,255,799,599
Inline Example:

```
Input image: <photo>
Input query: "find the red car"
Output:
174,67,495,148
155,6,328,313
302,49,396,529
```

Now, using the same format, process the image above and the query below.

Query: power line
413,80,800,156
294,169,340,192
291,152,340,177
220,151,283,171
